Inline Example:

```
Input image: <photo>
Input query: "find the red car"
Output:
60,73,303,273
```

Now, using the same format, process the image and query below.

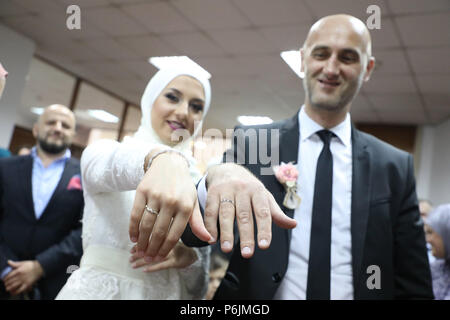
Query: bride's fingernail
131,237,137,242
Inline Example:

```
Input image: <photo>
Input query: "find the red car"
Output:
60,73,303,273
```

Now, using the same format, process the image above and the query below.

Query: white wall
416,117,450,206
0,23,35,148
415,126,435,200
428,118,450,206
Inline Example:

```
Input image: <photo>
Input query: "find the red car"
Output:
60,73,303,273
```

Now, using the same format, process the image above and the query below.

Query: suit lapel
39,159,74,221
274,112,299,244
350,127,371,293
274,118,372,292
18,156,37,220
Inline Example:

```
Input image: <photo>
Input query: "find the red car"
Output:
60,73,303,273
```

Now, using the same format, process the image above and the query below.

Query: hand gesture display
128,151,211,261
201,163,297,258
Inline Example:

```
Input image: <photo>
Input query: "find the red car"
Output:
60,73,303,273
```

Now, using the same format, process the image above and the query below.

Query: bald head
299,14,376,124
38,104,75,125
33,104,76,155
304,14,372,58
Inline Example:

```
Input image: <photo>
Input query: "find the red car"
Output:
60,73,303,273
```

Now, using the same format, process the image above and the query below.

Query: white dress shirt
273,106,353,300
198,106,354,299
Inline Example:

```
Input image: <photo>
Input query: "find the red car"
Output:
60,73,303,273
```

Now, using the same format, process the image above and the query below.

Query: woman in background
425,204,450,300
56,66,212,299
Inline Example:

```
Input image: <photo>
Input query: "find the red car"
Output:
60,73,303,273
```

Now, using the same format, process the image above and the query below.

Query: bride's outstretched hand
128,151,212,261
129,241,197,272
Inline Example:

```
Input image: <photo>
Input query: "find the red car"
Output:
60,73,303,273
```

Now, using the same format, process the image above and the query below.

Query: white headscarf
131,66,211,154
123,66,211,182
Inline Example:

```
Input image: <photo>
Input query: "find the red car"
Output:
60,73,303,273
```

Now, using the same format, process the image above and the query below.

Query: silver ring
220,198,235,206
144,204,159,216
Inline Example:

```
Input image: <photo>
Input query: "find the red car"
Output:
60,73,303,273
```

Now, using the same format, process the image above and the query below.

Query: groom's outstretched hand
193,163,297,259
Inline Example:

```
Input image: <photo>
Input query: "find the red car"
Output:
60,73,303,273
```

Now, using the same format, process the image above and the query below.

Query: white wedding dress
56,139,210,300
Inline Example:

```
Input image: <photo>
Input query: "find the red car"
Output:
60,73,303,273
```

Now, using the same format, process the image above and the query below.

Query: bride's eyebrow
167,88,182,95
191,98,205,105
168,88,205,104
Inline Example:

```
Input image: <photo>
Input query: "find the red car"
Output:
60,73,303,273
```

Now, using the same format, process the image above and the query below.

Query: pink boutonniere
273,162,301,209
67,174,82,191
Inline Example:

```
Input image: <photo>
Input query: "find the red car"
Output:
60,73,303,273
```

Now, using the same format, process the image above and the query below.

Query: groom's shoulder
0,154,28,168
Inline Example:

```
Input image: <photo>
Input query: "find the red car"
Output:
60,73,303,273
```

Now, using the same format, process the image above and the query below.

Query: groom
184,14,433,299
133,14,433,299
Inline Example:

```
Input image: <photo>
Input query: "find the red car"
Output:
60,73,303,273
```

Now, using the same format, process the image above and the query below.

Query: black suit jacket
183,112,433,300
0,155,83,299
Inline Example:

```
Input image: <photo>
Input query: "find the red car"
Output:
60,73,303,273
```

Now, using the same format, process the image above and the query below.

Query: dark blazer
0,155,83,300
183,112,433,300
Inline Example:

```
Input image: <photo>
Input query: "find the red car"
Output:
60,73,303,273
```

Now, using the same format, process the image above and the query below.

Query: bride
56,66,212,299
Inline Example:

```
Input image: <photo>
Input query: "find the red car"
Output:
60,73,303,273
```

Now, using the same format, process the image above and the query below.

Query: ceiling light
31,107,44,115
87,109,119,123
237,116,273,126
149,56,211,79
280,50,304,78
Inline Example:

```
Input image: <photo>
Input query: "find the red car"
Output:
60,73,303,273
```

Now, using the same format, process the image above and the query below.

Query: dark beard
38,138,69,154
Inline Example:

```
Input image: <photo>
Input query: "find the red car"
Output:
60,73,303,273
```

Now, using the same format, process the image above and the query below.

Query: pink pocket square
67,174,82,191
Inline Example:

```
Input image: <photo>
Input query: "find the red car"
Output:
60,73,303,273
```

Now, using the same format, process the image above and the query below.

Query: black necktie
306,130,334,300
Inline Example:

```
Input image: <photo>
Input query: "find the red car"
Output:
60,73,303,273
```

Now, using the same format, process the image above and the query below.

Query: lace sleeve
179,246,210,300
81,139,152,194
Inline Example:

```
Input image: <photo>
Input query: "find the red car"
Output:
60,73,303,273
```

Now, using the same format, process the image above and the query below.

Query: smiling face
151,75,205,146
0,63,8,99
301,15,375,114
33,104,76,155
